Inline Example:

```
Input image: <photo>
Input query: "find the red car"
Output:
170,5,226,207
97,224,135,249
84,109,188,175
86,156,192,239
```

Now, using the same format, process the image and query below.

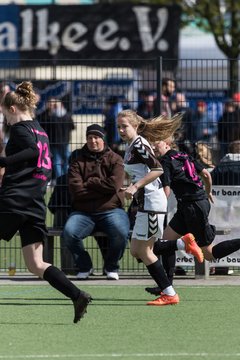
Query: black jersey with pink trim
124,135,167,213
0,120,52,219
160,149,206,201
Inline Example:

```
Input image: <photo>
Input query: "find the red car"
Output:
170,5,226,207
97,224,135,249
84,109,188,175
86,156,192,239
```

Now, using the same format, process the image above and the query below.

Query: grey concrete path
1,273,240,286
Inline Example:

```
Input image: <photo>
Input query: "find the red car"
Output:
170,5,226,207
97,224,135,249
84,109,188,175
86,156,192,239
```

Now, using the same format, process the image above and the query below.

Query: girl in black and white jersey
0,81,91,323
117,109,203,306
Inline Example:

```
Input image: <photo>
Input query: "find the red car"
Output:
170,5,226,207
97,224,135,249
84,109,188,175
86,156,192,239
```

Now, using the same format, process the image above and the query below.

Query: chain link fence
0,57,239,276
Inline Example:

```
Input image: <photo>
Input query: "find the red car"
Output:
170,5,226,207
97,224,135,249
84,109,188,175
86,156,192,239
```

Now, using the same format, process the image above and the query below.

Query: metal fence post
195,260,209,279
156,56,162,116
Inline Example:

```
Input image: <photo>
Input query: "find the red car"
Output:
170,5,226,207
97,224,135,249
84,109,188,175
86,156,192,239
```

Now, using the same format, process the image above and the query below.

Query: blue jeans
51,144,70,179
62,208,130,272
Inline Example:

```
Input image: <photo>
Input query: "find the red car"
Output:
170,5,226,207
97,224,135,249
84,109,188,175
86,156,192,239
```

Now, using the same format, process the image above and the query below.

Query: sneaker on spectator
76,268,93,280
106,271,119,280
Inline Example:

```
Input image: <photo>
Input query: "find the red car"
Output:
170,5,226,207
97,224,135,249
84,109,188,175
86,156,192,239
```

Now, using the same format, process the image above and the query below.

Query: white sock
162,286,176,296
177,238,185,250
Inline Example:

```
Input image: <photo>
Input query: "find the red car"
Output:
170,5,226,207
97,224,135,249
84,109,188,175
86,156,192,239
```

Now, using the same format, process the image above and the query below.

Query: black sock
147,259,171,291
161,251,176,285
153,239,177,256
43,265,80,301
212,239,240,259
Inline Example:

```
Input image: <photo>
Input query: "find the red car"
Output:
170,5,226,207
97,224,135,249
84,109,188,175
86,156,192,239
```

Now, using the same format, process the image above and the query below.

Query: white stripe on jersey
124,135,167,213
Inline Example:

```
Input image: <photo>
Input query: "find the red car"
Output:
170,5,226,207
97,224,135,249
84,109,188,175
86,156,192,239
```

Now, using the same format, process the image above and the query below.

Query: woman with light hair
118,109,203,306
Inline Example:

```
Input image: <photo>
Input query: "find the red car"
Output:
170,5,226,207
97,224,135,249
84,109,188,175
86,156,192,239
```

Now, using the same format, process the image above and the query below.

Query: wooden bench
44,227,231,277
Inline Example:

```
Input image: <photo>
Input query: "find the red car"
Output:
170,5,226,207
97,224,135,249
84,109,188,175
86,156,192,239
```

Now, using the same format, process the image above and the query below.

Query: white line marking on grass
1,354,240,358
83,285,240,289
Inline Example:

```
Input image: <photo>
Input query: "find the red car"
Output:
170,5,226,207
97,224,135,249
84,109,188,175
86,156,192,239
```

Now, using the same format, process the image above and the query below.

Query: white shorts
131,212,165,241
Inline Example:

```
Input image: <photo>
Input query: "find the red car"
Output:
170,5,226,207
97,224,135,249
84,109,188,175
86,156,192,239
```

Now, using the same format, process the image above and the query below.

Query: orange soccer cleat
147,293,180,306
182,233,204,263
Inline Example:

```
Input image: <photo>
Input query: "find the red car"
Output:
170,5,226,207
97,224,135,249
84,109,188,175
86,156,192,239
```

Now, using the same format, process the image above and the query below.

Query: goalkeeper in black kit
0,81,92,323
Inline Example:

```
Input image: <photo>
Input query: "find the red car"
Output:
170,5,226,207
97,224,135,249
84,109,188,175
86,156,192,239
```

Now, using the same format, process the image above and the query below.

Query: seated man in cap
62,124,130,280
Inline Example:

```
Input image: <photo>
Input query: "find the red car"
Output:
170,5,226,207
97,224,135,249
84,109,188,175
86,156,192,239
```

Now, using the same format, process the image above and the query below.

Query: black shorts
0,212,47,247
169,199,216,247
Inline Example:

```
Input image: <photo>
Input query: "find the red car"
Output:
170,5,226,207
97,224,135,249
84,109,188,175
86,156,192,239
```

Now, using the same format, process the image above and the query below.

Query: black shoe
145,286,161,296
73,291,92,324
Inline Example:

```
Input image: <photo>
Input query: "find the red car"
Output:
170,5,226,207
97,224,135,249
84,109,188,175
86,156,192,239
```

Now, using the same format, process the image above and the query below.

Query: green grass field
0,284,240,360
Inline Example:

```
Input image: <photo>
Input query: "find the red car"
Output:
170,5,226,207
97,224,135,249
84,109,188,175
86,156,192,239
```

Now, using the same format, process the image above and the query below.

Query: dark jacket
68,144,125,213
39,111,75,145
48,173,71,227
211,154,240,185
218,111,240,144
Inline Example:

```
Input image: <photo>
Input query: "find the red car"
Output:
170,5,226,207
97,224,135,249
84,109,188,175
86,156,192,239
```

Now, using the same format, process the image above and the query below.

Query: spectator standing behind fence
153,77,175,116
137,92,155,119
171,92,195,156
117,110,204,306
103,96,123,154
191,101,217,143
62,124,130,280
39,97,75,182
0,83,11,144
217,99,239,158
0,81,91,323
0,83,11,185
233,92,240,114
48,168,71,229
211,140,240,185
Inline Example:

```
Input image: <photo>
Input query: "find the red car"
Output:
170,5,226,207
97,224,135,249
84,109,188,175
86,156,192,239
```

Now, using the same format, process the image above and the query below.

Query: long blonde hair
117,109,182,143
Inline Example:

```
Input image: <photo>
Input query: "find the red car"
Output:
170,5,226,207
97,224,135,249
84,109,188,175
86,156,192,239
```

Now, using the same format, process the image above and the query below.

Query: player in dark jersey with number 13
0,81,92,323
